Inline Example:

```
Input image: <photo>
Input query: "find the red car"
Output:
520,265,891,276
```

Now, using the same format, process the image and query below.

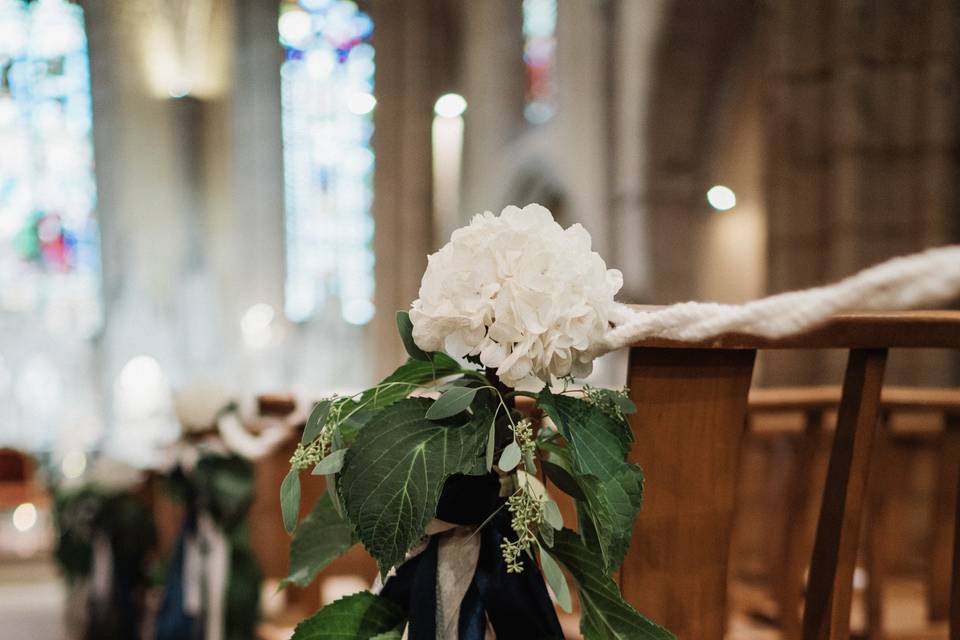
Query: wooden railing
620,309,960,640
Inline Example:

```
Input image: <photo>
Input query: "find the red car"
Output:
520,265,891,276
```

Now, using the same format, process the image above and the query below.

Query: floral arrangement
51,459,156,640
281,205,674,639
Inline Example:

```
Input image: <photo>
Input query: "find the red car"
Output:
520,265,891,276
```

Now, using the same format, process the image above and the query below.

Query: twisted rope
600,245,960,353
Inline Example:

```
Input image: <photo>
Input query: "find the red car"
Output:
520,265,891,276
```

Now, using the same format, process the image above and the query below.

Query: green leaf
485,420,496,471
290,591,405,640
302,400,331,444
538,387,633,481
543,498,563,530
281,469,301,534
541,459,586,501
341,355,466,421
551,529,674,640
425,386,479,420
369,632,403,640
576,466,644,571
498,441,521,472
538,388,643,571
539,544,573,613
539,520,555,547
281,494,357,588
612,393,637,415
312,449,347,476
327,474,344,517
340,399,488,573
396,311,429,361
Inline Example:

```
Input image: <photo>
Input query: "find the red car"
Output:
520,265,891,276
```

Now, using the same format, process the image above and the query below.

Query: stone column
370,0,454,376
763,0,960,385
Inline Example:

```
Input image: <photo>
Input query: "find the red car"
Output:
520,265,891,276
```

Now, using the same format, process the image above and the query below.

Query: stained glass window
0,0,102,337
278,0,376,326
522,0,557,124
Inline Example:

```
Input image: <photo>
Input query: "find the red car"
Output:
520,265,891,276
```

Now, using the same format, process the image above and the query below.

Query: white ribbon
181,512,231,640
89,532,113,608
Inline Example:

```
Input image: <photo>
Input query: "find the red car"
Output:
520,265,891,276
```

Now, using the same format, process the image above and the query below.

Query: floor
0,556,951,640
0,556,66,640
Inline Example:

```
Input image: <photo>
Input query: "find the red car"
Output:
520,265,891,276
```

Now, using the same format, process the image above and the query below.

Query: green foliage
340,398,488,573
396,310,429,361
290,592,405,640
538,545,573,613
537,387,643,571
338,354,467,427
550,529,674,640
302,400,331,445
540,459,585,500
282,494,357,589
538,387,633,478
425,386,479,419
498,441,521,471
312,449,346,476
281,469,301,534
575,467,644,571
279,314,670,638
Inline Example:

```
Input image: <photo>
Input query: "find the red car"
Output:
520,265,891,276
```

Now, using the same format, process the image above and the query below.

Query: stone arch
643,0,761,302
505,164,570,227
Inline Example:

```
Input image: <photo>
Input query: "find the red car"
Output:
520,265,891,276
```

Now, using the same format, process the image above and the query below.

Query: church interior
1,0,959,638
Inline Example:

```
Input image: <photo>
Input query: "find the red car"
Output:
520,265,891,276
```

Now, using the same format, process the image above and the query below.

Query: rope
599,245,960,353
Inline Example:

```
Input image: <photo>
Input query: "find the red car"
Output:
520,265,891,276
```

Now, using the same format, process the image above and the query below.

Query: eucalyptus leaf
485,421,496,471
613,393,638,415
551,529,674,640
396,311,429,361
369,631,404,640
281,494,357,589
541,459,586,501
543,499,563,530
524,449,536,474
340,399,488,573
290,592,405,640
302,400,331,445
312,449,347,476
539,544,573,613
539,520,555,548
498,441,522,472
425,386,478,420
280,469,301,534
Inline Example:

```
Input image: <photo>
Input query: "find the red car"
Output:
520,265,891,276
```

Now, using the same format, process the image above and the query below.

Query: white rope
599,245,960,353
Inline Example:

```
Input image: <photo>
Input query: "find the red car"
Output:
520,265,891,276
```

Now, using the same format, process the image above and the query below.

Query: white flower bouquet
280,205,674,639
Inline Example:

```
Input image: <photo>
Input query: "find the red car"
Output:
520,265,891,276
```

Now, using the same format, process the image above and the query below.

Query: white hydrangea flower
410,204,622,391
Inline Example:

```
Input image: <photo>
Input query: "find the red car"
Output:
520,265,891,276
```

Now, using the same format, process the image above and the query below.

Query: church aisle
0,557,65,640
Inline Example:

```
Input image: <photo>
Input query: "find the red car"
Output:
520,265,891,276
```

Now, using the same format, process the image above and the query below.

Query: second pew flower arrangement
280,204,674,639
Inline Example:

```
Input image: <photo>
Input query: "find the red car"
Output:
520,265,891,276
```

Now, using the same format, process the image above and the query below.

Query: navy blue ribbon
380,474,563,640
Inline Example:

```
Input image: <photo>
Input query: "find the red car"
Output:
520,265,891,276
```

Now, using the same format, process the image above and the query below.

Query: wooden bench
747,386,960,638
620,309,960,640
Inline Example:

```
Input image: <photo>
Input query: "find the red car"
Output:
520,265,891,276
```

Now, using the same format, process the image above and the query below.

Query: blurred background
0,0,958,638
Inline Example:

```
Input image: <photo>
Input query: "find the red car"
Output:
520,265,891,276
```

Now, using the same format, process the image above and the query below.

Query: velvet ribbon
380,473,564,640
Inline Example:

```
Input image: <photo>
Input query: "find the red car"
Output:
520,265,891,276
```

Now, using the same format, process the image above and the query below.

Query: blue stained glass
522,0,557,124
0,0,102,336
279,0,376,325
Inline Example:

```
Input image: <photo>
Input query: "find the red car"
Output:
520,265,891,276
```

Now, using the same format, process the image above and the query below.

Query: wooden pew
747,386,960,638
619,309,960,640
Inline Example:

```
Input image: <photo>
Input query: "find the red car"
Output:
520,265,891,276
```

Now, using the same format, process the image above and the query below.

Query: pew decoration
280,205,675,639
52,459,155,640
155,386,293,640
